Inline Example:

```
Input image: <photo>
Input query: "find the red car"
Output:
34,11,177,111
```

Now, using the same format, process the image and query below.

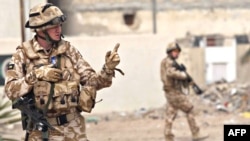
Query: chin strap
36,30,64,46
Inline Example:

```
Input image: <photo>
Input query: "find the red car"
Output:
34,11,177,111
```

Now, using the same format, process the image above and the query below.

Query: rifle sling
43,54,61,114
40,55,61,140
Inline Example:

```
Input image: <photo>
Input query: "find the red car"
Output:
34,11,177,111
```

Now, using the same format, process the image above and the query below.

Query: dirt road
8,106,250,141
85,111,250,141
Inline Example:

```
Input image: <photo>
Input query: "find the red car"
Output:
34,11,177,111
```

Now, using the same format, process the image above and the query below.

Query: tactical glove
105,43,120,70
35,64,62,82
25,64,62,84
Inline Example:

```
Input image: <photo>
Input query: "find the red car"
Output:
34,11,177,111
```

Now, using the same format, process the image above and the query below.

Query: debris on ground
201,80,250,113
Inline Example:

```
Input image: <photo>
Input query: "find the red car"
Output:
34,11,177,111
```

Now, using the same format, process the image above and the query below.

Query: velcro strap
47,113,75,126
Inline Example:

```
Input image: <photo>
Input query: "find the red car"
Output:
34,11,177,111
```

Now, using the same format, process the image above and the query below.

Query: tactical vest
20,40,81,115
163,57,190,94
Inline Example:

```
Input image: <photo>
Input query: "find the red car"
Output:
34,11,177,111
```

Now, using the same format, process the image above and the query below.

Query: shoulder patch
7,64,14,70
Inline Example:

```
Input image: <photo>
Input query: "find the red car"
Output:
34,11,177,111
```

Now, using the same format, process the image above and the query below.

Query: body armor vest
20,40,81,115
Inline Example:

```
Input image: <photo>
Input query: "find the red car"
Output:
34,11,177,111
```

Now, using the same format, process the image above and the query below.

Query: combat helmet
166,42,181,54
25,3,66,32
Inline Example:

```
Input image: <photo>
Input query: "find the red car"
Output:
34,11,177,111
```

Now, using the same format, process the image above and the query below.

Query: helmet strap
36,30,61,47
36,33,47,41
61,33,64,39
44,30,60,43
35,30,63,47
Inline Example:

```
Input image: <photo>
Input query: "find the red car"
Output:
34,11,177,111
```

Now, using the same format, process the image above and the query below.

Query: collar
32,37,47,52
31,37,69,55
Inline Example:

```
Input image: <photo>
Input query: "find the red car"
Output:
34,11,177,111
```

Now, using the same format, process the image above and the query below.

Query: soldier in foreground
160,42,208,141
4,3,123,141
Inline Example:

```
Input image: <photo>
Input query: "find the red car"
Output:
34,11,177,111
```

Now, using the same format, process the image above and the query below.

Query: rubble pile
85,80,250,123
138,80,250,119
201,80,250,113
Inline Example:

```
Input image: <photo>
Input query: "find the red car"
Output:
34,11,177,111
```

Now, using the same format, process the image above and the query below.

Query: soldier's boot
165,134,174,141
192,131,209,141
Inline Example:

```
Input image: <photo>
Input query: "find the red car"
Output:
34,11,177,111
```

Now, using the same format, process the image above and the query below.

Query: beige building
2,0,250,38
51,0,250,37
176,33,250,85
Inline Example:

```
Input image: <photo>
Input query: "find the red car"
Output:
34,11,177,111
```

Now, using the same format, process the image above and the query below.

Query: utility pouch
78,86,96,113
33,81,53,110
53,81,79,111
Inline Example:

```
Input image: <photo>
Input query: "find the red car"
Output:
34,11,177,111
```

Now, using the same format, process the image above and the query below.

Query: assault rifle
12,96,55,141
172,60,203,95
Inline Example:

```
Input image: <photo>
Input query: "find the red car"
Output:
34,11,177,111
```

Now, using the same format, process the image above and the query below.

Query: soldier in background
4,3,122,141
160,42,208,141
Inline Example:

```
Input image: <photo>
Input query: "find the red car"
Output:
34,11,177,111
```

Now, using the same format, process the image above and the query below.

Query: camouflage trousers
28,113,88,141
164,90,199,139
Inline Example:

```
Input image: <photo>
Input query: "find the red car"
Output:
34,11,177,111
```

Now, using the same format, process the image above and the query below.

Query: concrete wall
181,47,205,87
2,0,250,40
205,46,237,83
0,34,205,113
236,44,250,84
67,9,250,37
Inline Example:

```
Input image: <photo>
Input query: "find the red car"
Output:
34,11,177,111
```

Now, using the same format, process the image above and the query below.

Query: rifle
172,60,203,95
12,95,55,141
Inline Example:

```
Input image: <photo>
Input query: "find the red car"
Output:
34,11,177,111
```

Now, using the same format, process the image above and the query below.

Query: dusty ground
4,107,250,141
84,111,250,141
5,94,250,141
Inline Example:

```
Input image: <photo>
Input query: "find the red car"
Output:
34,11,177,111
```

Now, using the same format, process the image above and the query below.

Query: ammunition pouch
33,81,52,110
53,81,79,112
77,86,96,113
33,81,79,112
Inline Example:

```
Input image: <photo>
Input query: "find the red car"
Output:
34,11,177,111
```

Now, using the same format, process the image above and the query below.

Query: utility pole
152,0,157,34
19,0,25,42
19,0,32,42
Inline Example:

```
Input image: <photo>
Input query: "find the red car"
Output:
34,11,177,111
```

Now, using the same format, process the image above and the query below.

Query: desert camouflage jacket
5,38,114,100
160,56,189,92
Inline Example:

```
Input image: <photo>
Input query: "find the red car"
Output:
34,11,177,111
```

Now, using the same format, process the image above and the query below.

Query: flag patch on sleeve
7,64,14,70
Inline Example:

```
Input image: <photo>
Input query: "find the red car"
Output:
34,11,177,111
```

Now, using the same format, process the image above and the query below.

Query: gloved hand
25,64,62,84
35,64,62,82
105,43,120,70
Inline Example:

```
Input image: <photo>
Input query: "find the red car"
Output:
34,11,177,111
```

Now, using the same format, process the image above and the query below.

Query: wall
66,9,250,37
205,46,237,84
2,1,250,40
236,44,250,84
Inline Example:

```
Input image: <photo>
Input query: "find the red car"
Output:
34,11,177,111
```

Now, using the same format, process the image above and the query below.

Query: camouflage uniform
160,42,205,141
5,3,121,141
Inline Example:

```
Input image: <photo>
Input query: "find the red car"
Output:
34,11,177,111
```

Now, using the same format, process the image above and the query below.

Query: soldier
4,3,123,141
160,42,208,141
